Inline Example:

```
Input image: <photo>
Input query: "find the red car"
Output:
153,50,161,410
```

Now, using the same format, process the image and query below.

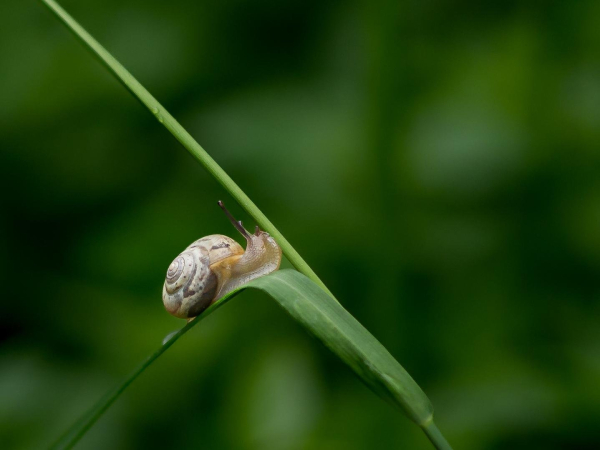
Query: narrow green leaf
251,271,433,424
51,271,450,449
253,271,451,450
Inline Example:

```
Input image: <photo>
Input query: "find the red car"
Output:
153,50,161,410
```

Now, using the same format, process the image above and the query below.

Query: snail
162,201,282,319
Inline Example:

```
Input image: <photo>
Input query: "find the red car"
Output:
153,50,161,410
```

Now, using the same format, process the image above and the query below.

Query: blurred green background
1,0,600,448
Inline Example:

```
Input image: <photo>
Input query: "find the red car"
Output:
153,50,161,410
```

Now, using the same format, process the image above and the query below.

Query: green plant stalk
50,290,242,450
38,0,333,299
422,421,452,450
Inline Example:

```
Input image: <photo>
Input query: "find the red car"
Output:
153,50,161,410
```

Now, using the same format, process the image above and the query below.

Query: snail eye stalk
218,200,250,238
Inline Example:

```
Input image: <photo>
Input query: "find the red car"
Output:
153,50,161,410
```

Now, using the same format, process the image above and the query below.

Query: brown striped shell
162,235,243,318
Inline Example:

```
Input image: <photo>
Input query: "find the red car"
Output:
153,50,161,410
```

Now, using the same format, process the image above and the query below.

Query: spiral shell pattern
162,235,242,318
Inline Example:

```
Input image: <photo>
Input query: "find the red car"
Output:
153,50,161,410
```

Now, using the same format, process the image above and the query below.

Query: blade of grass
51,271,450,450
39,2,451,448
38,0,333,299
253,270,451,450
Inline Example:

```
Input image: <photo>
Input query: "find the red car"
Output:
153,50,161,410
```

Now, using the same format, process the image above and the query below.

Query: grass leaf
51,271,450,449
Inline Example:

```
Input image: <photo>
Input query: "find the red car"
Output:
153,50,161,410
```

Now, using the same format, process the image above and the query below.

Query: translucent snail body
162,202,282,319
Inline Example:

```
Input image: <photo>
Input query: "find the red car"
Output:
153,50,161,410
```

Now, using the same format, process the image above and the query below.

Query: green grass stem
39,0,333,299
50,290,241,449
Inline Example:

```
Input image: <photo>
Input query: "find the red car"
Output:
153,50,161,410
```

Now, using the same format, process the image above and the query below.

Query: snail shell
162,202,282,319
163,235,242,318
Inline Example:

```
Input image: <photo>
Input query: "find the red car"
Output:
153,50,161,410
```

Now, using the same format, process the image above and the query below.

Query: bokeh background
1,0,600,448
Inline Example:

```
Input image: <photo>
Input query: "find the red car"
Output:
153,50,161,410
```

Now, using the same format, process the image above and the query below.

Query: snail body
162,202,282,319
